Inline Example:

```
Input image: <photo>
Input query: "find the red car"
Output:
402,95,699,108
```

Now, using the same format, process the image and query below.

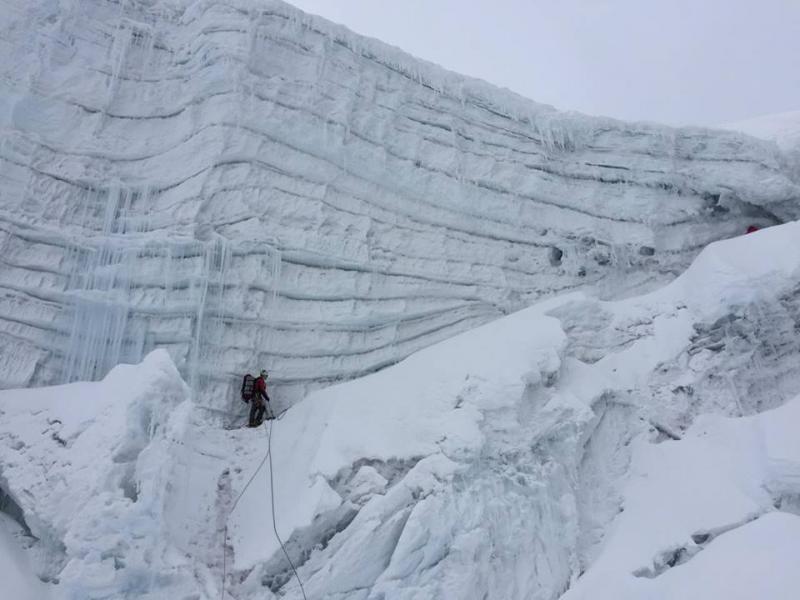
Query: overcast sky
289,0,800,127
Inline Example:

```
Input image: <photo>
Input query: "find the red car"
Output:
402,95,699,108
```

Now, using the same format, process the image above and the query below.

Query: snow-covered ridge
1,0,799,404
723,109,800,152
2,219,800,600
723,109,800,183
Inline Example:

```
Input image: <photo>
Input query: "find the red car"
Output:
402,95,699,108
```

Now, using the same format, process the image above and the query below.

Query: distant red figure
746,225,760,234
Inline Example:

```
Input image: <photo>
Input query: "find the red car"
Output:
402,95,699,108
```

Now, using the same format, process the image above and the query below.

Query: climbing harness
221,413,307,600
224,405,289,430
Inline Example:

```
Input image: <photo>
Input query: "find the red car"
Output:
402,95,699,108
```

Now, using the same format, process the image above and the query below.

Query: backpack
241,374,255,402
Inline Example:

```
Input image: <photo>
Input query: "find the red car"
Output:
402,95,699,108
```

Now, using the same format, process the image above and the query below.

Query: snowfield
2,220,800,599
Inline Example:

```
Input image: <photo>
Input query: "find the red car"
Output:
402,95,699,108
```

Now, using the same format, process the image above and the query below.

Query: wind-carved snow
723,109,800,153
3,221,800,599
1,0,799,404
723,109,800,184
563,395,800,600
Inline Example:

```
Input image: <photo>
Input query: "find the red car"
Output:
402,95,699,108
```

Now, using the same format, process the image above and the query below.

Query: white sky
288,0,800,127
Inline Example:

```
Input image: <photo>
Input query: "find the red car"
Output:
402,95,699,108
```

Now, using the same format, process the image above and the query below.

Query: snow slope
563,397,800,600
0,350,196,599
0,513,49,600
723,110,800,183
2,220,800,599
1,0,798,405
723,109,800,152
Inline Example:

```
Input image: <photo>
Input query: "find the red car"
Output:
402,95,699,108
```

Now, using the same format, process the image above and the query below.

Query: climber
241,369,273,427
746,225,760,234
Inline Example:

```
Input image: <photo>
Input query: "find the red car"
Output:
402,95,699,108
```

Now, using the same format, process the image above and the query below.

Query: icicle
61,183,281,400
62,241,132,383
61,180,159,383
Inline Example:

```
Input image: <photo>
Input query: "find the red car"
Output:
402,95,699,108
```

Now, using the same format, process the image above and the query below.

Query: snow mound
564,394,800,599
0,349,193,598
668,217,800,311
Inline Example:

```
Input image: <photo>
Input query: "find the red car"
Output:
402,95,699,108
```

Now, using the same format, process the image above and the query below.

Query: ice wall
0,0,798,403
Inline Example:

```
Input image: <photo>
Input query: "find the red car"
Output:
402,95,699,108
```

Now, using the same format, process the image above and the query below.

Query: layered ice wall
1,0,798,402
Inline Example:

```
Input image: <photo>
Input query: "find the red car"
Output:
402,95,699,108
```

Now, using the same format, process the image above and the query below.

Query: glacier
2,220,800,600
1,0,799,407
2,1,800,598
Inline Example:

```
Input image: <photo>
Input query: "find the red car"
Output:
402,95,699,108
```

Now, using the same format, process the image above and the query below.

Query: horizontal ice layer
0,0,798,404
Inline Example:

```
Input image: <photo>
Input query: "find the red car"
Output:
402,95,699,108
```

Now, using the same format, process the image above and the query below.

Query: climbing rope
266,417,308,600
224,403,289,430
221,529,226,600
220,432,270,600
220,411,306,600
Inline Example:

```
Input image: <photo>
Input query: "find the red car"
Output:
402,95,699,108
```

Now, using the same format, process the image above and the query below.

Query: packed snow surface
0,513,49,600
1,0,799,405
2,220,800,599
563,397,800,600
0,350,193,598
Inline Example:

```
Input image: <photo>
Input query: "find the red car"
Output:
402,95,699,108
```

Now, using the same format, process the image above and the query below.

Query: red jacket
255,376,269,402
